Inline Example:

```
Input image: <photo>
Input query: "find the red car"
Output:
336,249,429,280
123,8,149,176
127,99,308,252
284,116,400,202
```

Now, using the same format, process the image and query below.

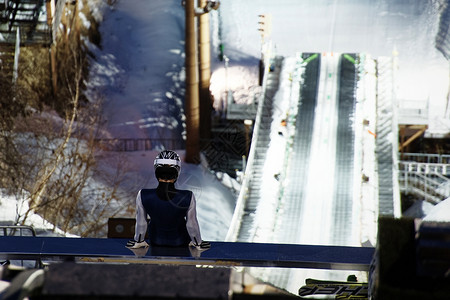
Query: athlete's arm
186,192,203,245
134,190,148,242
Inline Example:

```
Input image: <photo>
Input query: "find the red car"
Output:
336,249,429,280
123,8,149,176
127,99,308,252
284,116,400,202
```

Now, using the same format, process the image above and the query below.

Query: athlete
126,150,210,250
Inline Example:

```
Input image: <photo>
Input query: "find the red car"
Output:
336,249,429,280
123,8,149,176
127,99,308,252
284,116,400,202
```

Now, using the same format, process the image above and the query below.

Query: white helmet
154,150,181,180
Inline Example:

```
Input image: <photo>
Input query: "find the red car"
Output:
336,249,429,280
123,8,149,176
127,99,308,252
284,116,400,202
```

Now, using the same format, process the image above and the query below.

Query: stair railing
399,161,450,204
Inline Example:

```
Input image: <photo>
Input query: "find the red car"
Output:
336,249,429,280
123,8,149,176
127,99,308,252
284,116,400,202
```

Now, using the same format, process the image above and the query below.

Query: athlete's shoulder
171,189,192,196
140,188,157,197
173,189,194,202
176,189,193,195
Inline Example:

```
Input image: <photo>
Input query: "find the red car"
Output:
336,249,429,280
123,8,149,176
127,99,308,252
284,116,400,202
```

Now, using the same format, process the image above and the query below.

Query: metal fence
401,153,450,165
0,225,36,236
399,170,449,204
399,161,450,176
398,160,450,204
0,225,41,267
95,138,184,152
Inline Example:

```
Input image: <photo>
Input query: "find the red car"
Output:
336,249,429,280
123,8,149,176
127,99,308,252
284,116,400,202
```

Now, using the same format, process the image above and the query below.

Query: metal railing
0,225,37,236
400,153,450,165
95,138,184,152
0,225,42,268
399,171,449,204
399,160,450,204
400,161,450,176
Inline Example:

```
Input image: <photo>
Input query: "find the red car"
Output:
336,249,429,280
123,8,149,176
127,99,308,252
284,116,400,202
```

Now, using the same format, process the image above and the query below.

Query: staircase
225,56,283,242
376,56,401,216
0,0,50,79
399,159,450,204
0,0,50,45
236,57,283,241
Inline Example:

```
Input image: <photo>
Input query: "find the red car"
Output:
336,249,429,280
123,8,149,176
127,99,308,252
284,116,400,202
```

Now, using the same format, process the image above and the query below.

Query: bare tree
0,60,32,198
0,26,133,237
22,37,133,236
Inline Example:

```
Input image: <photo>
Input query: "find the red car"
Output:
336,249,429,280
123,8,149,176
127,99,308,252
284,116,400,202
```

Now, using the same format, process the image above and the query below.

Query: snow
403,200,435,219
251,56,299,242
0,191,73,237
423,197,450,222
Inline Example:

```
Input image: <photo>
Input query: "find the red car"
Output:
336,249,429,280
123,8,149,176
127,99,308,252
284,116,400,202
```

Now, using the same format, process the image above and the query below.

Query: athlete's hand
126,239,149,249
199,241,211,249
189,240,211,250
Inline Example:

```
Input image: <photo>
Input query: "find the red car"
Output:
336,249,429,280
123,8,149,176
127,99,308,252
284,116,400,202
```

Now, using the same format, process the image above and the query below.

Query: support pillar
184,0,200,163
198,0,212,147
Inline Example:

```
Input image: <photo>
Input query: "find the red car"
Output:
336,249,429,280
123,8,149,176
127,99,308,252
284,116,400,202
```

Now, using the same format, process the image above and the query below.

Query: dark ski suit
133,182,203,246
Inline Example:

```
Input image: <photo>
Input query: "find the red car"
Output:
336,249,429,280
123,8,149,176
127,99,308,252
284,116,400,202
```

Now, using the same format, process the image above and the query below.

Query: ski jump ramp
225,52,379,291
227,53,364,246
